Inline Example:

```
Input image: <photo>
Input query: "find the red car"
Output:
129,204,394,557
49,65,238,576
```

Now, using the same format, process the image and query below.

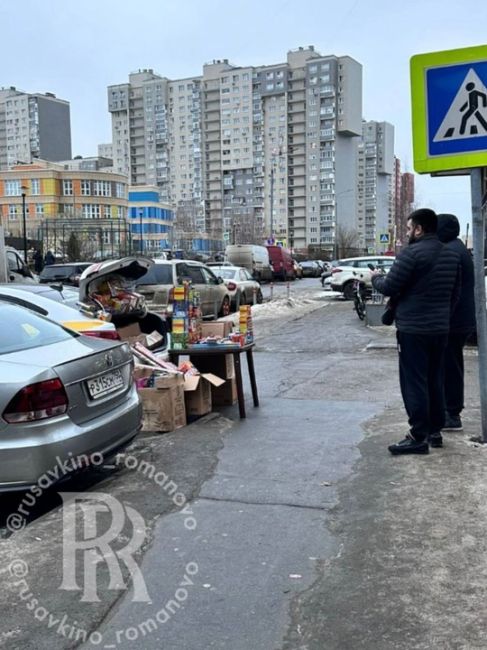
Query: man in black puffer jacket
371,208,460,455
437,213,476,432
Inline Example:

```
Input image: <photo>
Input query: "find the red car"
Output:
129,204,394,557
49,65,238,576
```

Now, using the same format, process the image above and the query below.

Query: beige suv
135,259,232,318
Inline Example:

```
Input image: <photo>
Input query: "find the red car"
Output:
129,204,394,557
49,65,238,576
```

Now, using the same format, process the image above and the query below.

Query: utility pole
269,165,275,243
471,168,487,441
21,186,28,263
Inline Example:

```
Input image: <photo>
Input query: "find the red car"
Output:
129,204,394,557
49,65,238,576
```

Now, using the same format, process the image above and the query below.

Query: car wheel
343,281,355,301
219,296,231,317
256,289,263,304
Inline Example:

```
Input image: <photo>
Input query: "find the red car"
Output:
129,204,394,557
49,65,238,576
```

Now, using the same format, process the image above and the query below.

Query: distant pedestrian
437,213,476,432
371,208,461,455
44,250,55,266
33,248,43,273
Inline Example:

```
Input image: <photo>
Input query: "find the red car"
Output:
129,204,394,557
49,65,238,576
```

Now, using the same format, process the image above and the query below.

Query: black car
39,263,92,286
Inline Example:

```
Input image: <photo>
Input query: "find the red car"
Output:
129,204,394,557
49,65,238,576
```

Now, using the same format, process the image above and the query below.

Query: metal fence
38,218,134,262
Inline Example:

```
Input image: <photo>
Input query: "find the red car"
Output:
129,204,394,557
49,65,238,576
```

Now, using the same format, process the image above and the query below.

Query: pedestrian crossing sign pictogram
379,233,390,243
411,44,487,173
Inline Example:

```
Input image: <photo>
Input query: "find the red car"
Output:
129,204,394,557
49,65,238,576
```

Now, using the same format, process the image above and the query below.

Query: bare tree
337,225,361,258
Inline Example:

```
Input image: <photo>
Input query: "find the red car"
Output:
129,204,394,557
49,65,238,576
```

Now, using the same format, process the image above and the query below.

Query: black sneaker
428,432,443,448
388,434,429,455
442,415,463,431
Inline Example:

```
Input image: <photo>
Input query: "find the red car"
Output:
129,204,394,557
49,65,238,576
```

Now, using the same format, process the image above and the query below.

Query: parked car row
322,256,396,299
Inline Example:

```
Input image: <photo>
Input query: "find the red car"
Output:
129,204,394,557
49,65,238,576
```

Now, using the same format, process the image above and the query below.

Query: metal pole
470,168,487,442
465,222,470,249
139,209,143,254
270,166,274,242
21,192,27,263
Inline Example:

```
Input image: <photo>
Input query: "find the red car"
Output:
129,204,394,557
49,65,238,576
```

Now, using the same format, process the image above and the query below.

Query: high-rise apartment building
0,87,72,169
357,121,395,252
108,47,364,254
394,157,415,250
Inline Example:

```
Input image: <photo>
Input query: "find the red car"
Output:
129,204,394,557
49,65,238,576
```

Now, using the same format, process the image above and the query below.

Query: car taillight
3,378,68,423
331,268,342,274
227,282,237,291
82,330,121,340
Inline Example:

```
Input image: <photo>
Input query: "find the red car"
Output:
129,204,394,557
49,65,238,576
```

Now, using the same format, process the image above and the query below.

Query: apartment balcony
320,107,335,117
288,92,306,103
320,129,335,140
320,86,336,97
288,102,306,114
204,113,221,124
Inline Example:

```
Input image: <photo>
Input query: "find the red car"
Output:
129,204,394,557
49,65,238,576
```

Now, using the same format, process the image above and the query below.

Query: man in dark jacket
437,213,476,432
371,208,460,455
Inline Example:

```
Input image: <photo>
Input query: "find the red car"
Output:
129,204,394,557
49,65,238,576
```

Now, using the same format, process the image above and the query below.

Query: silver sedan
0,301,141,491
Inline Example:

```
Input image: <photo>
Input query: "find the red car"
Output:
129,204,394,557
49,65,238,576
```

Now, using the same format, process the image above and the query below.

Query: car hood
79,257,153,300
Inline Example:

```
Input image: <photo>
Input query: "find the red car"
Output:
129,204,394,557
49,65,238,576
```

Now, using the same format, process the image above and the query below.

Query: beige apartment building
108,48,397,255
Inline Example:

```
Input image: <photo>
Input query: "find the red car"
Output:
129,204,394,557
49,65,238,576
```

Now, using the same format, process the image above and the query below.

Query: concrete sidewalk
2,301,486,650
283,346,487,650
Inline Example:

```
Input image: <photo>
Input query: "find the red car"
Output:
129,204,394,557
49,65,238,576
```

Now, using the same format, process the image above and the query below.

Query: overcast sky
3,0,486,234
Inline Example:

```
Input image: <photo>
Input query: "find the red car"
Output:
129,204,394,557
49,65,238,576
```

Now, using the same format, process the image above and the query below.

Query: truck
224,244,273,281
266,245,295,280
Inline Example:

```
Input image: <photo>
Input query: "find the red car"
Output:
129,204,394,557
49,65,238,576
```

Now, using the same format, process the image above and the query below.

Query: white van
4,246,37,283
225,244,273,281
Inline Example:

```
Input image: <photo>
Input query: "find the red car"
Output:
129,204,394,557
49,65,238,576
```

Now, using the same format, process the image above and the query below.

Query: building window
36,204,44,215
82,204,100,219
31,179,40,195
93,181,111,197
81,180,91,196
104,205,111,218
5,180,20,196
8,204,18,220
63,179,73,196
115,182,125,198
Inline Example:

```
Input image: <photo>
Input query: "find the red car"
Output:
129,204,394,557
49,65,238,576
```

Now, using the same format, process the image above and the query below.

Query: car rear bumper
0,387,142,491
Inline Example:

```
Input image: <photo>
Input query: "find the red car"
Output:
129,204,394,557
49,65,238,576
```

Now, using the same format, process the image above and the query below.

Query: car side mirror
217,277,223,284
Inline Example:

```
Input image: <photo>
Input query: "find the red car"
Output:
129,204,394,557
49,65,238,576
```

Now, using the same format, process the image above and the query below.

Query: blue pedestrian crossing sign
379,233,390,243
411,44,487,173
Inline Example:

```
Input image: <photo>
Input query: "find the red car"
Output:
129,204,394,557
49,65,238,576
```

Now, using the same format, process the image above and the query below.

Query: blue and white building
128,185,174,253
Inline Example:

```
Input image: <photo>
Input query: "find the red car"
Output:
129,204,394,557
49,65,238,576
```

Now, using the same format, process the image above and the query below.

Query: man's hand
370,269,382,279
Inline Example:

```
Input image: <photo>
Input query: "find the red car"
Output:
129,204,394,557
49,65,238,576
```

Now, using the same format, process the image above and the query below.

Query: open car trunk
78,257,168,349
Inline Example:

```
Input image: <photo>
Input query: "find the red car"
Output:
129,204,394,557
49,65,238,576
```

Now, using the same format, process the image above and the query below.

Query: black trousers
444,331,471,417
397,331,448,441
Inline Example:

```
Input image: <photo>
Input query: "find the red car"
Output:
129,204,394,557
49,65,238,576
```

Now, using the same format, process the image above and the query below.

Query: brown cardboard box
211,375,238,406
117,322,141,339
139,373,186,432
189,353,235,379
117,323,148,346
199,321,233,339
183,373,225,416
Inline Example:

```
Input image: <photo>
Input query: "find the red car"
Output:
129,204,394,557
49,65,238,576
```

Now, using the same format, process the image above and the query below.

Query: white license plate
87,369,124,399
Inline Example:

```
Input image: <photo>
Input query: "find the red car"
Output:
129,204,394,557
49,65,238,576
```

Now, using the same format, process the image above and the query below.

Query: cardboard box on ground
189,350,238,407
134,367,186,432
132,343,227,432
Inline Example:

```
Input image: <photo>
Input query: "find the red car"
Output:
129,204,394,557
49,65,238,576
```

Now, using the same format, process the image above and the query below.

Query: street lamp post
139,208,144,254
21,186,28,263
